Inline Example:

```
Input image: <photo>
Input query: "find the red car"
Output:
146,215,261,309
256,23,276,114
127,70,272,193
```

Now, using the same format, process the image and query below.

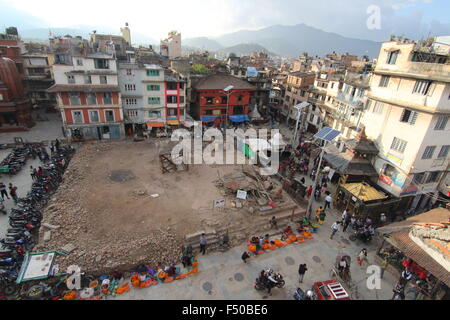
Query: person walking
324,193,332,210
0,182,9,200
306,185,313,198
30,166,36,181
341,209,348,223
199,233,207,255
342,214,351,232
380,257,389,279
241,251,250,263
8,183,18,203
270,216,277,229
357,248,368,266
55,139,60,151
319,209,327,225
330,221,340,239
50,142,55,155
380,213,387,227
316,207,324,222
298,264,308,283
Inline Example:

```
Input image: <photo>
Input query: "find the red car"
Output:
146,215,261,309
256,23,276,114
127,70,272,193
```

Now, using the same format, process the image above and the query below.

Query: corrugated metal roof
341,182,388,202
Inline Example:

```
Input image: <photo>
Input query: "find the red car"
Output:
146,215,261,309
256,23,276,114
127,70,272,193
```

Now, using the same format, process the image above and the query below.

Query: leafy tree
192,64,209,74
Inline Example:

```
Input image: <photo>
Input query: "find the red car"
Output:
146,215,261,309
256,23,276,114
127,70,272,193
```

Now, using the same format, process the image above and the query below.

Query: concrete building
359,38,450,209
282,72,316,123
48,46,124,140
330,72,370,139
160,31,182,59
118,54,186,136
120,23,132,46
21,52,56,109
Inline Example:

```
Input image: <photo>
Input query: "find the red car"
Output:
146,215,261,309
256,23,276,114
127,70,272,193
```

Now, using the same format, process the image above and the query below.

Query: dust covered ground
35,140,292,273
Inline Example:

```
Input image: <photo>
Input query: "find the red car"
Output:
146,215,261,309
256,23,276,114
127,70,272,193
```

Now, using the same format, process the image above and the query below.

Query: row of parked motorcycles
0,145,75,298
0,144,45,175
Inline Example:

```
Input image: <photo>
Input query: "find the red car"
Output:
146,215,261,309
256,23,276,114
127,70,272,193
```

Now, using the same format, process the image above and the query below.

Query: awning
167,120,180,125
147,122,165,127
229,114,250,123
201,116,218,122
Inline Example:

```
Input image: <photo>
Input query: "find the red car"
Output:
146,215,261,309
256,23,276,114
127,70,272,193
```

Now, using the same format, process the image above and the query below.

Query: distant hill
212,24,381,58
183,37,224,51
219,43,275,56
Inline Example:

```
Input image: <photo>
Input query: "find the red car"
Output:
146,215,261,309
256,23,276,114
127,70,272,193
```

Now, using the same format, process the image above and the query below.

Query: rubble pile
34,143,183,274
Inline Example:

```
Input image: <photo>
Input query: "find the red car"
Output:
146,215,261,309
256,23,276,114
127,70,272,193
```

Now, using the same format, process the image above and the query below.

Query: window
422,146,436,159
76,59,83,66
221,96,228,104
179,82,184,89
179,108,185,116
205,110,213,115
127,110,138,118
147,84,160,91
412,80,432,95
400,109,418,125
69,93,80,105
72,111,83,123
180,96,185,104
105,110,114,122
390,137,407,153
379,76,390,88
103,93,112,104
205,97,214,105
100,76,107,84
414,172,425,184
124,84,135,91
148,97,160,105
148,110,161,118
238,95,243,102
437,145,450,158
167,82,177,90
87,93,97,105
435,116,448,130
234,106,244,114
89,110,99,122
386,50,399,65
126,69,132,76
168,108,177,116
94,59,109,69
425,171,441,184
125,98,137,105
67,75,75,84
84,75,92,84
167,96,177,104
147,69,159,76
372,101,384,114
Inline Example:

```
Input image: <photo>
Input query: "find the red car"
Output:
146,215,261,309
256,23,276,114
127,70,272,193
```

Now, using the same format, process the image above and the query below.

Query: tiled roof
194,74,256,90
387,230,450,287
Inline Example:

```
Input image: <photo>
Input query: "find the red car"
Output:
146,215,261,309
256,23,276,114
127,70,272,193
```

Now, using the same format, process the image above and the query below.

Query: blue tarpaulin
246,67,258,77
201,116,218,122
229,115,250,123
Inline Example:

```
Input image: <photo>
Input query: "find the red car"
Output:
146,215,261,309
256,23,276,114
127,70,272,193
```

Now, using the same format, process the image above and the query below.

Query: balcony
376,60,450,82
336,92,366,108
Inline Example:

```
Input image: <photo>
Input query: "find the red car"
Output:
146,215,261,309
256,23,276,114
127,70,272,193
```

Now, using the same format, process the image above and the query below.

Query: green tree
192,64,209,74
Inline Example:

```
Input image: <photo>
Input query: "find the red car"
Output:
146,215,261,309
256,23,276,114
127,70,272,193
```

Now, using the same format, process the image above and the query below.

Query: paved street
115,170,398,300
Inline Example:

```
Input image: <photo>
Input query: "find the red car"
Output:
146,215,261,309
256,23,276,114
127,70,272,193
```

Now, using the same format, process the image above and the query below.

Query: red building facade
193,74,255,124
0,57,33,128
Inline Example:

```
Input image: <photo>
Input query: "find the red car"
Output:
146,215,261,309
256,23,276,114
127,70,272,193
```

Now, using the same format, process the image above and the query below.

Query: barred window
421,146,436,159
390,137,407,153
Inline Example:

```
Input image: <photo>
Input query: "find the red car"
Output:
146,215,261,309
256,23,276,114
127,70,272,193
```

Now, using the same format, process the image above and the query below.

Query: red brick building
192,74,255,124
0,57,34,129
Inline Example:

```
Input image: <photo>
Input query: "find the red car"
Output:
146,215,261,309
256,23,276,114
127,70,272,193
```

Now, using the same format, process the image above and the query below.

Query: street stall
376,208,450,300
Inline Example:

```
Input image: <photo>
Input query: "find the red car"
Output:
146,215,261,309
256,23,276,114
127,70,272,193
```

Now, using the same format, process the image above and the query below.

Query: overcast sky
0,0,449,41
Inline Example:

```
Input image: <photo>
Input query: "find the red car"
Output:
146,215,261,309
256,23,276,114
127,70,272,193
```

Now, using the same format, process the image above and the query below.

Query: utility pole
306,141,327,219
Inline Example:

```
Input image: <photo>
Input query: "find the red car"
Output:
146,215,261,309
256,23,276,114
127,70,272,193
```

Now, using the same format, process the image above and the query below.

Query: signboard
17,251,58,283
386,153,403,167
213,110,222,115
236,190,247,200
213,199,226,208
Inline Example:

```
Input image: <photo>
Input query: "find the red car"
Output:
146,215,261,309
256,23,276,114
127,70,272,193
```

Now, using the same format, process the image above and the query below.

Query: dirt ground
35,140,296,273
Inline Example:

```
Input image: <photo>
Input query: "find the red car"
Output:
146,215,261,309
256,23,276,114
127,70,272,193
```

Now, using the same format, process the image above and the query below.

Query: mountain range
185,23,382,58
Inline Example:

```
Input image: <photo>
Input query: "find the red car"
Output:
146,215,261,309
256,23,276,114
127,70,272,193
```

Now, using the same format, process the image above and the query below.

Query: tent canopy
229,114,250,123
341,182,388,202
